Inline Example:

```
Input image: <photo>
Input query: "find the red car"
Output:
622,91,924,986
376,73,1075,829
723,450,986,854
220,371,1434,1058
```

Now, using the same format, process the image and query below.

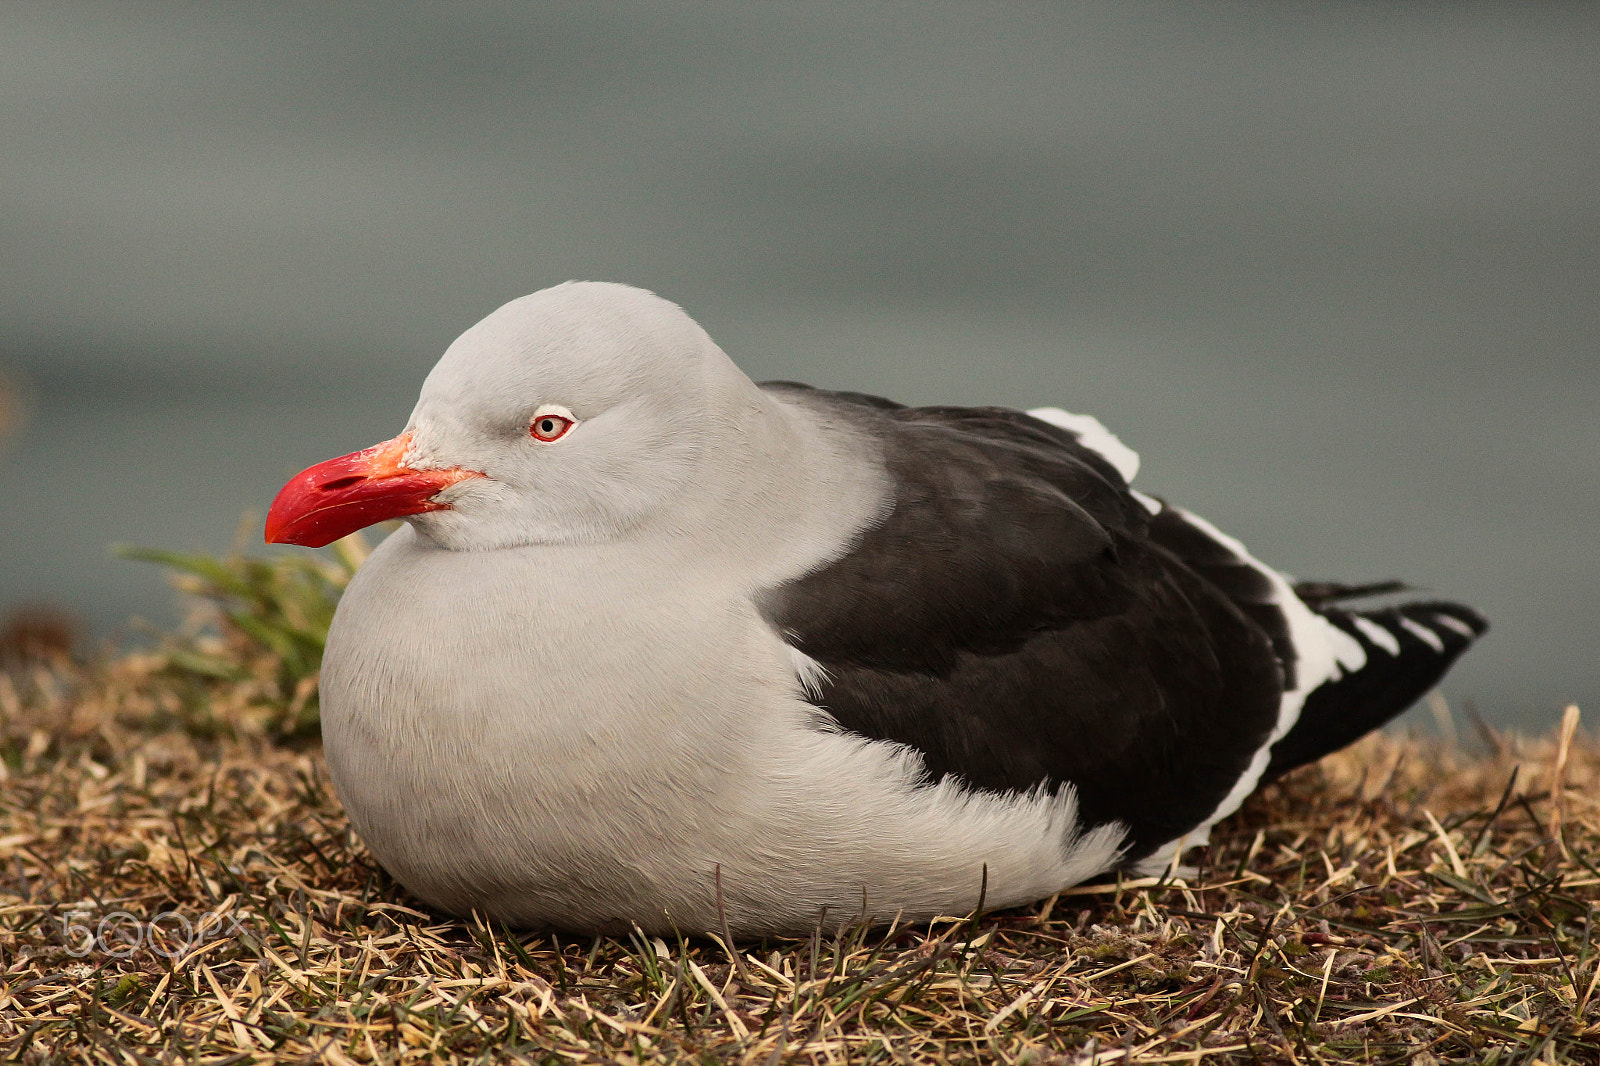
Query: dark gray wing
757,384,1284,862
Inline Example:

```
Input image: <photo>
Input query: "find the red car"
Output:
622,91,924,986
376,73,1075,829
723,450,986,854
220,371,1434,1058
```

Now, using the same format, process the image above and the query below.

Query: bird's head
265,282,757,551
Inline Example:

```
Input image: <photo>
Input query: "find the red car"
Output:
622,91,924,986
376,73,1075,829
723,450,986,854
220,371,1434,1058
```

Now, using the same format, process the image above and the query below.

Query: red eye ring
530,413,575,442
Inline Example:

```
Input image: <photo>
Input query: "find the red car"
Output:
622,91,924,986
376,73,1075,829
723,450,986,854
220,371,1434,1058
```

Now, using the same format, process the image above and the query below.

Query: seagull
265,282,1486,937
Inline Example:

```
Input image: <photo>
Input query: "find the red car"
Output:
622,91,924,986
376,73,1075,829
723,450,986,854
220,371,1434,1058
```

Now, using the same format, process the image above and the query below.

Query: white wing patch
1399,617,1446,653
1352,616,1401,656
1434,614,1480,640
1328,624,1368,673
1027,407,1141,484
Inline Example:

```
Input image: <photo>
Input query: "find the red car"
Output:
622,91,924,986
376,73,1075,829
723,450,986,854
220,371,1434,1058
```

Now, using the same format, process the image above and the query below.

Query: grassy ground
1,549,1595,1063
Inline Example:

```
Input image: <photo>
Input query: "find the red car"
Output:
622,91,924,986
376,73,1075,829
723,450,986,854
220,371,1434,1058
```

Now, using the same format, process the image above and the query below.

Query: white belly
320,526,1123,936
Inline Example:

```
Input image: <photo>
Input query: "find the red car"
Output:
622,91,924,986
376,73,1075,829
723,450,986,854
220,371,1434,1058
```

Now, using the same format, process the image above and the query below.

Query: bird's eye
529,408,576,443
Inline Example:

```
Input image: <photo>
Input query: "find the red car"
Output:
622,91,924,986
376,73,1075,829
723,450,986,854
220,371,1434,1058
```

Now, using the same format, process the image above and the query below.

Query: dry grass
2,649,1595,1063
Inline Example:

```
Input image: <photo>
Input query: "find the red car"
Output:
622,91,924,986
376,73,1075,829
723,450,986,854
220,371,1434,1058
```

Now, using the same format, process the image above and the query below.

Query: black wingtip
1421,600,1489,640
1264,599,1487,780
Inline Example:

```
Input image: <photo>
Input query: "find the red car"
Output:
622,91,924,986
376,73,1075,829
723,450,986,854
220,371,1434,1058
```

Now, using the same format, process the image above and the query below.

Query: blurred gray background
1,2,1594,727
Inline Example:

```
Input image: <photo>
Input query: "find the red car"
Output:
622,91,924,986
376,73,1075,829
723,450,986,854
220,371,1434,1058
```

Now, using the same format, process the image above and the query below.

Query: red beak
265,431,484,547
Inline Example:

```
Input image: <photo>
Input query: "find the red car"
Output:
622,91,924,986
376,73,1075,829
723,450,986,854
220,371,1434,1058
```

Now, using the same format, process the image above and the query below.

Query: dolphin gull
265,281,1486,937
